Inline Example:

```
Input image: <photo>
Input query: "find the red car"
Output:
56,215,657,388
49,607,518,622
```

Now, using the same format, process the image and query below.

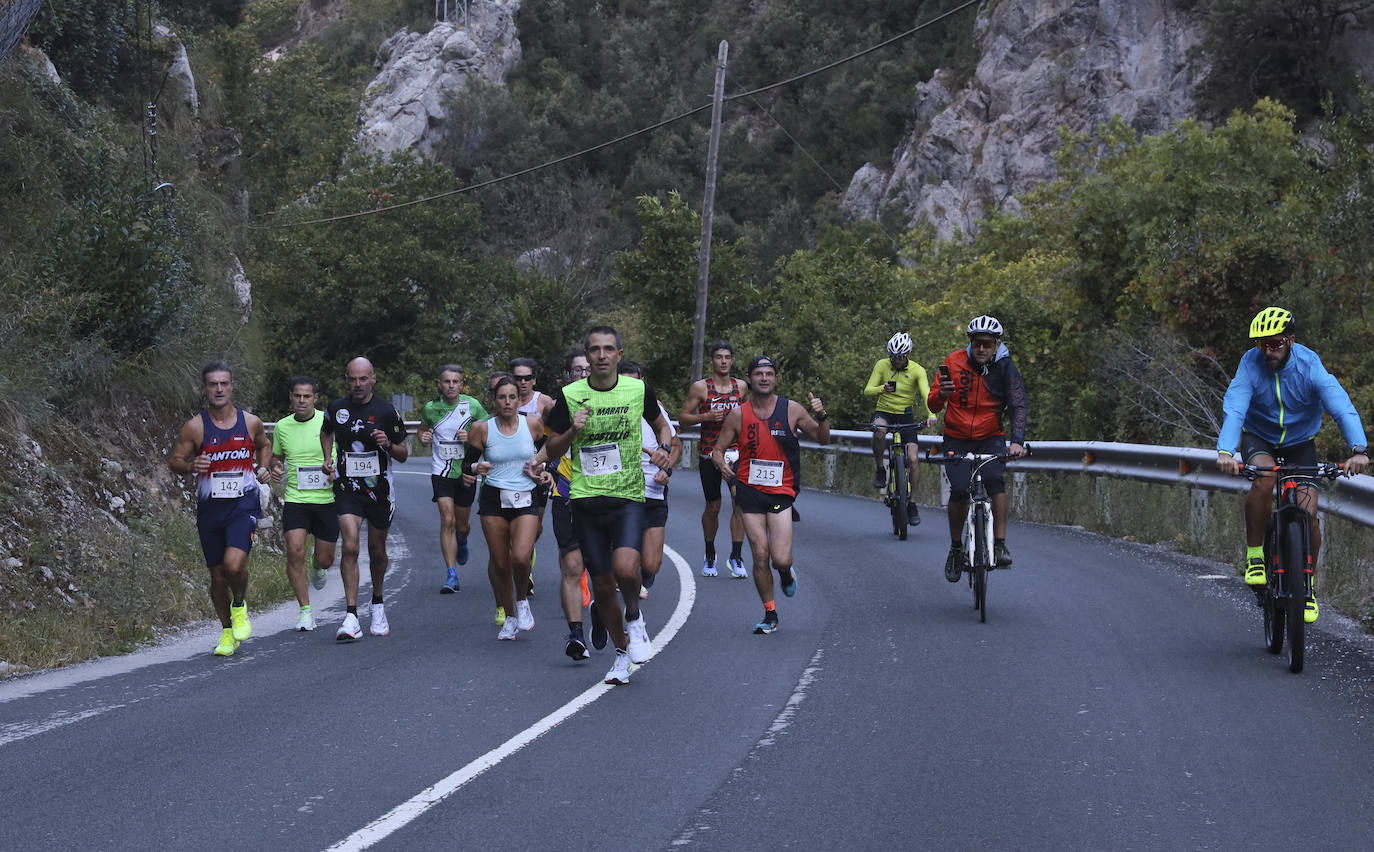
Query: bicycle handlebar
1240,462,1346,482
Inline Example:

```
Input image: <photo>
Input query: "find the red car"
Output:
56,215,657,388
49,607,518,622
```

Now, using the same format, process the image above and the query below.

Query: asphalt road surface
3,455,1374,850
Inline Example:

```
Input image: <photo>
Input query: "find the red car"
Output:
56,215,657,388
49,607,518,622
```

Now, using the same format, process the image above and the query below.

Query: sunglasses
513,374,536,381
1256,336,1290,352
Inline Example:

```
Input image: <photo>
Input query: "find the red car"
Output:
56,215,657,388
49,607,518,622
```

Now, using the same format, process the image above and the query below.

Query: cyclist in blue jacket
1216,307,1368,622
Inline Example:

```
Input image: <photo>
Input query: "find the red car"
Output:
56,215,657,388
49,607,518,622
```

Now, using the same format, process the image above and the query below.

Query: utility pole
691,40,728,383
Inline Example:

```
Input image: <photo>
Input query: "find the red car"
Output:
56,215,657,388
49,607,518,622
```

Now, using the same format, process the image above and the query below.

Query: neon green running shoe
494,606,506,626
213,627,239,657
229,602,252,641
1244,557,1267,587
1305,597,1319,623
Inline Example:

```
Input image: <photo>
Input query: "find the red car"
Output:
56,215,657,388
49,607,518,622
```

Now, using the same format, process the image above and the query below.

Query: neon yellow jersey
864,358,931,417
272,410,333,505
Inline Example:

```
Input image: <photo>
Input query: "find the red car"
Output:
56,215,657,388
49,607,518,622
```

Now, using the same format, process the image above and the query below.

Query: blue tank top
483,415,538,492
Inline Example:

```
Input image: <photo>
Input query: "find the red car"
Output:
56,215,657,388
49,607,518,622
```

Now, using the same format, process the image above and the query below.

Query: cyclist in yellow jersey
865,332,935,523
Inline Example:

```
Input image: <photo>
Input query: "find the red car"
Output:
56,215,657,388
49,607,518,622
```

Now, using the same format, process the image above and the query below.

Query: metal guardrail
269,417,1374,528
679,427,1374,530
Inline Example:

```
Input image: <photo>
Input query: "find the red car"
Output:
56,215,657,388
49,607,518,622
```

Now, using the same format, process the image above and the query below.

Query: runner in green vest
416,364,488,593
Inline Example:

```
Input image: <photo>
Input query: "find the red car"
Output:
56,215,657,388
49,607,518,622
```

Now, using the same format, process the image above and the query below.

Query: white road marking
324,543,696,851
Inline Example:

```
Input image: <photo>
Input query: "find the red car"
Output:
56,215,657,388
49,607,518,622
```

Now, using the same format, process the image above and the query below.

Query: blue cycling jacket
1217,343,1367,455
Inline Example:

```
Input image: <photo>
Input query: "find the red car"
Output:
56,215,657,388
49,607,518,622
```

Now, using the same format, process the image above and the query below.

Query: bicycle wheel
892,445,908,540
1282,518,1306,674
972,504,988,622
1262,524,1283,654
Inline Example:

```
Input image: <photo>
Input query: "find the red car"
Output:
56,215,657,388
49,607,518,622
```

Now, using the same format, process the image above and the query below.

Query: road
3,455,1374,850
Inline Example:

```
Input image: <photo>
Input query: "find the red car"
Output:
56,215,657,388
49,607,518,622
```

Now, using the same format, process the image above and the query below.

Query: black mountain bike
1241,462,1342,674
880,423,921,540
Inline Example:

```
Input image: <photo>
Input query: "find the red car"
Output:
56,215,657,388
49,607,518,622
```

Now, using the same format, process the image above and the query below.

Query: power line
270,0,983,229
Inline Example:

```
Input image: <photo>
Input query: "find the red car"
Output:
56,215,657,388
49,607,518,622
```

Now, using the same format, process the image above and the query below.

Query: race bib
345,451,381,478
500,489,533,509
435,440,462,461
210,471,244,499
580,443,623,476
296,465,328,490
747,459,784,487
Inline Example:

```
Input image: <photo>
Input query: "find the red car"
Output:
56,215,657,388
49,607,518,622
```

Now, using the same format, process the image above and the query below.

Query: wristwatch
1353,446,1368,456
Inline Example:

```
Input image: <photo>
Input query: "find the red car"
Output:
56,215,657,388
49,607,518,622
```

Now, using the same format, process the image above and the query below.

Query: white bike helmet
886,332,913,356
966,315,1004,338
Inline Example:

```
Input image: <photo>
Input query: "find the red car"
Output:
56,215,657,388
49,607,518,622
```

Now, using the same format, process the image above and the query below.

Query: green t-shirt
271,409,333,505
421,395,488,478
555,376,653,502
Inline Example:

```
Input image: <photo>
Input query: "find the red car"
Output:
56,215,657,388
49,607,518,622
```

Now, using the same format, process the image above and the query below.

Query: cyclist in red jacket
928,315,1028,582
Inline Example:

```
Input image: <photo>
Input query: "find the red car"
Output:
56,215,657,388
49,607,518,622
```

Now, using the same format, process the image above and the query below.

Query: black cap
747,355,776,374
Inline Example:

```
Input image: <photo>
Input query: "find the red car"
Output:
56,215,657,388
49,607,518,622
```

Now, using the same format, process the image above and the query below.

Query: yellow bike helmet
1248,307,1293,339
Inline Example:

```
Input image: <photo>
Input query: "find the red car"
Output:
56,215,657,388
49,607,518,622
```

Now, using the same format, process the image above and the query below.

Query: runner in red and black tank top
697,376,744,458
737,396,801,498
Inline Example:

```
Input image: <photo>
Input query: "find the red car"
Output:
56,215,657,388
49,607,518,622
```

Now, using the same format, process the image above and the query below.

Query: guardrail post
1189,488,1209,543
1094,477,1111,526
824,449,836,490
680,437,696,468
1011,471,1027,515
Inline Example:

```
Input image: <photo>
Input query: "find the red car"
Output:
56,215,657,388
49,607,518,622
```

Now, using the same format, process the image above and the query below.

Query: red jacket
927,347,1028,443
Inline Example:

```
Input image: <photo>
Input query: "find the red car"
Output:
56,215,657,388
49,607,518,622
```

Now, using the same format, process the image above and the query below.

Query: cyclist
1215,307,1368,623
865,331,935,524
928,315,1028,582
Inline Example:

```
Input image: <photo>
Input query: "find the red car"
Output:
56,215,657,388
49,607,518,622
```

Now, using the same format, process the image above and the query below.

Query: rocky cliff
843,0,1202,240
356,0,521,158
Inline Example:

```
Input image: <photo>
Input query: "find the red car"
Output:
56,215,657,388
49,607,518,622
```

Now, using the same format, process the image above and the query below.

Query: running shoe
441,567,460,594
780,568,798,598
456,535,469,566
702,558,718,577
229,602,252,641
213,627,240,656
1245,556,1267,586
873,468,887,489
494,606,506,626
590,602,608,650
1305,597,1319,623
908,504,920,526
336,612,362,642
729,557,747,579
497,618,518,640
565,632,590,661
295,606,315,632
369,603,390,636
604,649,633,685
994,541,1013,567
309,548,328,590
754,610,779,635
944,545,963,583
625,614,652,664
515,599,534,631
580,571,591,608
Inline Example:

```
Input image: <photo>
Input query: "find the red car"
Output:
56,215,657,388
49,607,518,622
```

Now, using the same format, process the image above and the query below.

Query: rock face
843,0,1202,240
153,24,199,116
357,0,522,158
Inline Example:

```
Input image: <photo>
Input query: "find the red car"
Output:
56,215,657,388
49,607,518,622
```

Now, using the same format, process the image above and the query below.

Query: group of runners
169,327,831,684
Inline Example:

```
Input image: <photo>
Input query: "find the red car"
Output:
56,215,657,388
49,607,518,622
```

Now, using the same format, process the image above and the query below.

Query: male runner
712,356,829,635
269,376,338,631
553,348,595,660
680,341,747,578
511,357,555,419
416,364,488,593
621,360,682,598
534,326,674,685
168,361,272,657
321,357,408,641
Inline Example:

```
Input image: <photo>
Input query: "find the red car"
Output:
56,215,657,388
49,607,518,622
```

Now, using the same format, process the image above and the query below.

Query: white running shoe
369,603,389,636
295,607,315,631
336,612,362,642
604,649,633,685
497,618,518,640
625,614,652,664
515,599,534,631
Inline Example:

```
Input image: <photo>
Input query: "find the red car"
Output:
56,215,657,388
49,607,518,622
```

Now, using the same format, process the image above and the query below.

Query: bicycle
1240,461,1343,674
927,450,1022,623
878,421,922,540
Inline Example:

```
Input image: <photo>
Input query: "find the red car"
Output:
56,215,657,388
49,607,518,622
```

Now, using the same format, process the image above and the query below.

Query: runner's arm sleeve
461,444,484,476
1005,360,1029,445
863,361,888,397
642,383,662,424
